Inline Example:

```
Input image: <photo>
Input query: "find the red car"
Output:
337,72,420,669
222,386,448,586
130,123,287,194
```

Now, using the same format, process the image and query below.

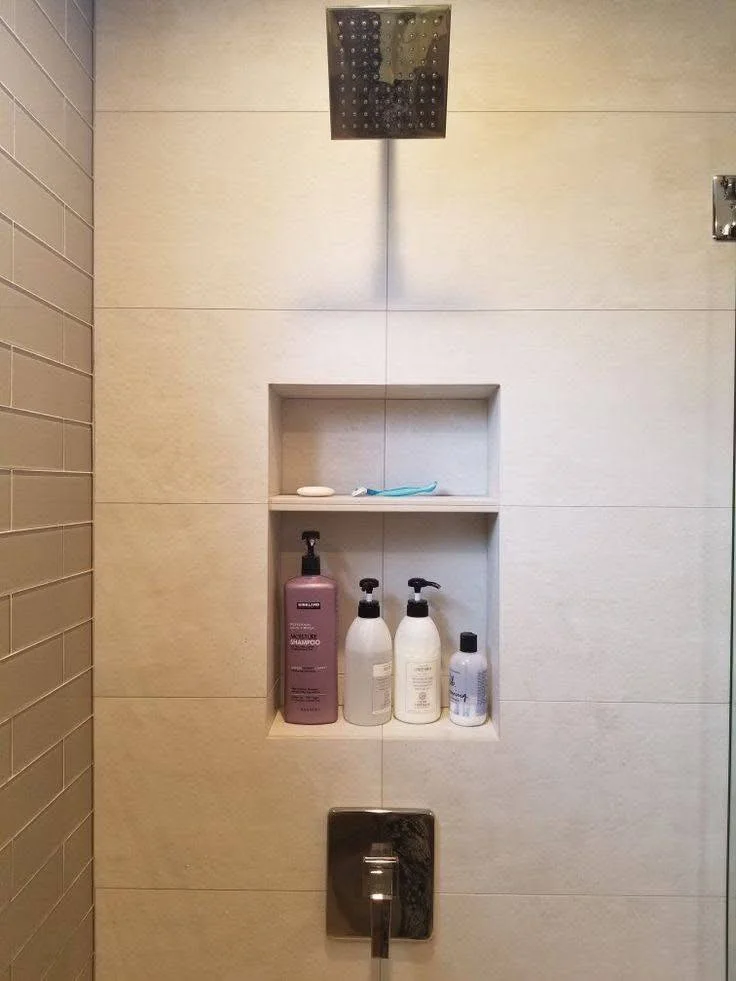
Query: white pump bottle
344,578,393,726
393,577,442,724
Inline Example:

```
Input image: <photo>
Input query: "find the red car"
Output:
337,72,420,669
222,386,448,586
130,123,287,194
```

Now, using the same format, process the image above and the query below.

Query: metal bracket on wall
712,176,736,240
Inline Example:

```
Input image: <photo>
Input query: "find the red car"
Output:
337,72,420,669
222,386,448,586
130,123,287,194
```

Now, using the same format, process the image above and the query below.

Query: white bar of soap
296,486,335,497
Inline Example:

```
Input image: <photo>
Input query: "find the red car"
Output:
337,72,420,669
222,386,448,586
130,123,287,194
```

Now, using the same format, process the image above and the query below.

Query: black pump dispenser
406,577,441,617
358,577,381,618
300,530,321,575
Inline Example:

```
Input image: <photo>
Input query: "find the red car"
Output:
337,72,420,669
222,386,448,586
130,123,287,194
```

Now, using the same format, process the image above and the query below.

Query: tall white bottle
393,578,442,724
344,578,393,726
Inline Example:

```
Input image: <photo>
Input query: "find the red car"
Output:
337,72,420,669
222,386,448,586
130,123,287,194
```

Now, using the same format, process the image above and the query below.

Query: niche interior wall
94,1,735,979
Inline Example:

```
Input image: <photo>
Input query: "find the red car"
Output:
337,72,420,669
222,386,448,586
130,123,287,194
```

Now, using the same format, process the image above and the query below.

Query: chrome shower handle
362,845,398,960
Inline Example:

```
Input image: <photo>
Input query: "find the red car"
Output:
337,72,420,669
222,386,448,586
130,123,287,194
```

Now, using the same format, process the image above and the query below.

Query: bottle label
450,666,487,718
372,661,392,715
406,660,437,715
296,601,321,610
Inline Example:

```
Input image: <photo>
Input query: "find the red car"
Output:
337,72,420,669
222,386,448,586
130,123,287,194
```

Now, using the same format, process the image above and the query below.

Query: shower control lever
326,808,434,961
362,844,398,960
712,175,736,241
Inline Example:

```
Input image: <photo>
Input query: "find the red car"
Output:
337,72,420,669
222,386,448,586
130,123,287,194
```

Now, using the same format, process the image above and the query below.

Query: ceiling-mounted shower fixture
712,176,736,240
326,6,451,140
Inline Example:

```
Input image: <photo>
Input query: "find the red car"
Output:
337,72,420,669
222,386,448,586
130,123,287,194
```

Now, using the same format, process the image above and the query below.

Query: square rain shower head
326,6,451,139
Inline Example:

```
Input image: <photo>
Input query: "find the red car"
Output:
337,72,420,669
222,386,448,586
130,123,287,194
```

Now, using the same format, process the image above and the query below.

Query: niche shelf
266,383,501,740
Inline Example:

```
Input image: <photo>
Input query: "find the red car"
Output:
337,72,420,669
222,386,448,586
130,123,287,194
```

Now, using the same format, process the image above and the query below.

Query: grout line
93,108,736,115
93,304,736,313
6,343,93,378
0,403,93,425
90,885,727,899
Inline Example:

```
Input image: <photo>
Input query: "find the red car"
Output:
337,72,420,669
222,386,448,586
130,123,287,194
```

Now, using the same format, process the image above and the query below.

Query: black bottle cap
459,631,477,653
301,530,321,575
358,577,380,618
406,577,440,617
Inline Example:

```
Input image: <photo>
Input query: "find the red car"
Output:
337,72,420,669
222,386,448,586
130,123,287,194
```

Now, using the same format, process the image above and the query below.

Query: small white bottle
449,631,488,727
393,578,442,724
344,578,393,726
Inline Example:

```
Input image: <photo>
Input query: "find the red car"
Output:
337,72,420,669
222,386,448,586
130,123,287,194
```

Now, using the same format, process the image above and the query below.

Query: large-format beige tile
14,0,92,120
12,350,91,421
15,108,93,223
447,0,736,111
0,283,63,362
95,504,269,697
383,701,727,896
388,311,733,507
97,0,330,111
0,409,64,470
502,507,730,703
95,697,381,889
96,889,373,981
0,527,63,595
13,230,92,323
390,894,724,981
0,22,65,144
0,150,63,250
95,113,385,309
62,524,91,576
387,114,736,311
95,310,385,503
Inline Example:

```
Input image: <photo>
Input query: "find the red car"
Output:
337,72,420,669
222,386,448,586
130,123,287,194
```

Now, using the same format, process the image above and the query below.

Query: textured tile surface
96,889,372,981
95,505,269,697
502,506,731,703
95,310,385,503
383,701,727,896
95,697,381,889
387,311,733,508
387,114,736,311
95,113,385,309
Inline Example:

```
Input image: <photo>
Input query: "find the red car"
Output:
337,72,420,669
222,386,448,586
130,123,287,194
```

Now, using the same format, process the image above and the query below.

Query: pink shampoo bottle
283,530,338,724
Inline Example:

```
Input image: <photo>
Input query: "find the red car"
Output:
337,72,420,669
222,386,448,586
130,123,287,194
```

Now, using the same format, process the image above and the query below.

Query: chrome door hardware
326,808,435,960
712,176,736,240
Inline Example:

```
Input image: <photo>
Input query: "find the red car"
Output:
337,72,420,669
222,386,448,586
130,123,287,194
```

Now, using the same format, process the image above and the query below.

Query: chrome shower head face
326,6,451,140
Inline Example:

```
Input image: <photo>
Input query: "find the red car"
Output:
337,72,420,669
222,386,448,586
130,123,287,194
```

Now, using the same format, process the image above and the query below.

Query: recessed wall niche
267,384,500,740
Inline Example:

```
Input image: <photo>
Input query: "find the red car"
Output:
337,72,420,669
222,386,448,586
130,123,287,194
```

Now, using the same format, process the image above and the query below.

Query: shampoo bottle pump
449,631,488,727
283,530,338,724
344,578,393,726
393,577,442,724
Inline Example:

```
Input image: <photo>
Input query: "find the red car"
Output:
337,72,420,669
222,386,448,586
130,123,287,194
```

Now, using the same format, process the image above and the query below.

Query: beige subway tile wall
0,0,94,978
94,0,734,979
